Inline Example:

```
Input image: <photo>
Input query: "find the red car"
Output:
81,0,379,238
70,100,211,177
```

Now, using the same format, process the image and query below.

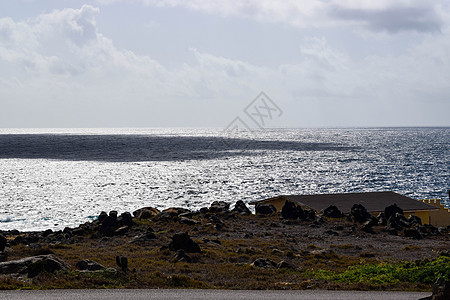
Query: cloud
0,4,449,127
96,0,448,33
329,3,443,33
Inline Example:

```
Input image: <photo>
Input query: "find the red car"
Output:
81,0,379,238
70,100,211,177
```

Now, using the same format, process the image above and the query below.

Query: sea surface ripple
0,127,448,231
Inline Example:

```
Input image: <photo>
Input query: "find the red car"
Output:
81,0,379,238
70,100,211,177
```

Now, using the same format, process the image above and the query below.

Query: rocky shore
0,200,449,294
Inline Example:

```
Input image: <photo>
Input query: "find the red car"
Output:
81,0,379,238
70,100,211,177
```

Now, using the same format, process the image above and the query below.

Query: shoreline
0,200,449,290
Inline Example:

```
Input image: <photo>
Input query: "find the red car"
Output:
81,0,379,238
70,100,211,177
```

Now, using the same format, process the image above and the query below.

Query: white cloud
96,0,449,33
0,4,449,127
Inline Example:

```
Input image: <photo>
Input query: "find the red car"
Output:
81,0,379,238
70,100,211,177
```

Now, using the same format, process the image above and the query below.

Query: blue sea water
0,127,448,231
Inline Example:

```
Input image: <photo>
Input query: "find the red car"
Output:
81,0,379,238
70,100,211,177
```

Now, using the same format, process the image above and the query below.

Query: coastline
0,201,449,290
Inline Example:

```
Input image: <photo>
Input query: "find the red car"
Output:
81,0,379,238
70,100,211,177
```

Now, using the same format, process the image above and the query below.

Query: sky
0,0,449,128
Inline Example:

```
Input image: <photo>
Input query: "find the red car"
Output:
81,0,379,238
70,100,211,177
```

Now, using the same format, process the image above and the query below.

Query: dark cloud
329,5,442,33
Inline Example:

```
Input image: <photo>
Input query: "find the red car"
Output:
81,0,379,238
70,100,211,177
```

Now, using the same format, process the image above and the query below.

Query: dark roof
253,191,438,213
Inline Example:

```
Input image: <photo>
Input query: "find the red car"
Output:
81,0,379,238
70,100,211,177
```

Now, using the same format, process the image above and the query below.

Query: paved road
0,289,431,300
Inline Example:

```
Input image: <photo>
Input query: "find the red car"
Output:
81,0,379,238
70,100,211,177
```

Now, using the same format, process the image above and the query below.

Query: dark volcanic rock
209,201,230,213
281,200,299,220
277,261,293,269
98,211,107,223
179,217,200,225
42,229,53,238
350,204,373,223
109,211,118,219
377,213,387,226
362,218,378,233
421,277,450,300
11,233,41,246
169,232,201,253
133,207,160,219
323,205,344,218
432,277,450,300
72,227,86,236
251,258,277,269
115,255,128,272
118,212,134,226
255,203,276,215
75,259,106,271
174,249,192,262
0,254,69,278
384,204,403,221
407,214,422,226
393,212,411,228
157,207,190,220
404,228,423,240
0,234,6,252
0,252,7,262
99,215,117,236
232,200,251,215
304,209,316,221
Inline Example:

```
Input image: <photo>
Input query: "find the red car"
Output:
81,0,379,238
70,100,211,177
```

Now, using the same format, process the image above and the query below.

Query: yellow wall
420,199,450,227
405,211,430,225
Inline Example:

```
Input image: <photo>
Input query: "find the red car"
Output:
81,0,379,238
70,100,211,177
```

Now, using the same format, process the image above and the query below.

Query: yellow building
250,191,447,226
420,199,450,227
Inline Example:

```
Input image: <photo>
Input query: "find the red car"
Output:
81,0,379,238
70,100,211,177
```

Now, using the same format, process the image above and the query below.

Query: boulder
407,214,422,226
323,205,344,218
0,254,69,278
157,207,190,220
386,215,403,231
42,229,53,238
0,252,7,263
98,211,108,223
421,277,450,300
174,249,192,263
281,201,299,220
384,204,403,221
232,200,251,215
179,217,200,225
424,224,439,235
115,256,128,272
277,261,293,269
132,207,160,219
404,228,423,240
394,212,411,228
75,259,106,271
376,212,387,226
304,209,315,221
99,215,117,236
169,232,201,253
362,218,378,233
251,258,277,269
209,201,230,213
0,234,6,252
72,228,86,236
117,212,134,227
350,204,373,223
199,207,209,214
255,203,276,215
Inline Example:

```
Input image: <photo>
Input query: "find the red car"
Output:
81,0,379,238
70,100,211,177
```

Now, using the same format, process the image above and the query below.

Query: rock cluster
0,254,69,278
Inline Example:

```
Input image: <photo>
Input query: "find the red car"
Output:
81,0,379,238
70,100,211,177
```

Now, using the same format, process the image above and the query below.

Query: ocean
0,127,448,231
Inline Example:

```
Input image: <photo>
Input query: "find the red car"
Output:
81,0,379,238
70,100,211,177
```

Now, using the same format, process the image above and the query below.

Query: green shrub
312,255,450,285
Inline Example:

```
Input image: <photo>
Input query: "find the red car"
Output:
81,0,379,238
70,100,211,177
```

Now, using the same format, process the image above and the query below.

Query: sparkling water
0,127,448,231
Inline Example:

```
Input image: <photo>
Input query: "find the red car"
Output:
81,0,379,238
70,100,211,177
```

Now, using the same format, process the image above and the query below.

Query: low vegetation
0,203,449,290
